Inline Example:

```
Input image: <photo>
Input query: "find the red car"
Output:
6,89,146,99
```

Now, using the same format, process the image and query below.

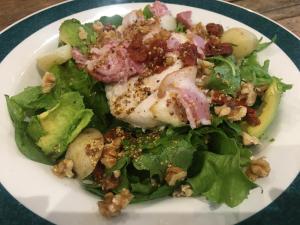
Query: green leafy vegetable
206,56,241,96
240,52,273,86
175,22,186,33
255,36,276,53
132,131,196,179
6,96,55,165
143,5,153,19
188,151,256,207
50,61,111,132
59,19,98,53
131,185,174,203
99,15,123,27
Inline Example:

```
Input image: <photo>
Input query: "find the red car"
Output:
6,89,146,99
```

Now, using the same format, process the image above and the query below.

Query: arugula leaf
255,36,276,53
187,151,256,207
131,182,153,195
99,15,123,27
273,77,292,93
175,22,186,33
240,52,273,86
206,56,241,96
143,5,153,19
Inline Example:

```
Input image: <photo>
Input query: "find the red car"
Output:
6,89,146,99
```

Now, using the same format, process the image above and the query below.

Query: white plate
0,2,299,225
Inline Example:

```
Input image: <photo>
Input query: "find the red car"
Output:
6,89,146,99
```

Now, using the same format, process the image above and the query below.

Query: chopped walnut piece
227,106,247,121
246,158,271,181
98,189,133,218
173,184,193,197
190,22,208,37
101,128,126,168
214,104,231,117
242,132,260,146
92,21,104,32
42,72,56,93
78,27,88,40
52,159,74,178
101,175,119,191
241,83,257,106
165,166,187,186
113,170,121,178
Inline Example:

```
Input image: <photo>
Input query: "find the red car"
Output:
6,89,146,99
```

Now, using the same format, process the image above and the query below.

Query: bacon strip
176,11,193,28
158,66,211,128
150,0,170,17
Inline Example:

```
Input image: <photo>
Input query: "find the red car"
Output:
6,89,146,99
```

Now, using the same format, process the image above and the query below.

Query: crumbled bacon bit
246,107,261,126
179,42,199,66
147,39,168,73
204,38,233,56
128,33,148,63
211,90,232,105
206,23,224,37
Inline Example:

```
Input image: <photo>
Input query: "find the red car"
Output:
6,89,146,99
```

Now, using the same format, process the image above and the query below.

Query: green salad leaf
143,5,153,19
99,15,123,27
132,131,196,179
50,61,111,132
175,22,186,33
206,56,241,96
6,96,55,165
240,52,273,86
188,151,256,207
59,19,98,53
131,185,174,203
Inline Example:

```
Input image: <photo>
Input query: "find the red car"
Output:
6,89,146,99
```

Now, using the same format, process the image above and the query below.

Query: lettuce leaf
6,96,55,165
50,61,111,132
99,15,123,27
187,151,256,207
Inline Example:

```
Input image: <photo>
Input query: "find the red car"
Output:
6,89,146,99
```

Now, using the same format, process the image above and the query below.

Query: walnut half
42,72,56,93
165,166,187,186
246,157,271,181
52,159,74,178
98,189,133,218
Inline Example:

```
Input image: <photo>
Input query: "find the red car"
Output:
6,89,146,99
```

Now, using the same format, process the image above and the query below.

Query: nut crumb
246,157,271,181
214,104,231,117
173,184,193,197
52,159,74,178
242,132,260,146
78,27,88,40
165,166,187,186
98,189,133,218
42,72,56,93
228,106,247,121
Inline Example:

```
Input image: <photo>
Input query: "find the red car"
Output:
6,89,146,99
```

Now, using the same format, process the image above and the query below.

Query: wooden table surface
0,0,299,37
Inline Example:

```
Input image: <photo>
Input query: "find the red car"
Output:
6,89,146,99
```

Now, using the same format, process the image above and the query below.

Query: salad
6,0,292,218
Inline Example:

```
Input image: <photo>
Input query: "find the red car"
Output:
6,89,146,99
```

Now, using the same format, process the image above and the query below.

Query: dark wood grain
0,0,299,37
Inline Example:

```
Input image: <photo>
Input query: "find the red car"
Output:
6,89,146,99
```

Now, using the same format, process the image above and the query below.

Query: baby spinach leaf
131,185,174,203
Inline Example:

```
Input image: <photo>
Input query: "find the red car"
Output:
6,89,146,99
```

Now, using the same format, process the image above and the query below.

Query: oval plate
0,1,299,225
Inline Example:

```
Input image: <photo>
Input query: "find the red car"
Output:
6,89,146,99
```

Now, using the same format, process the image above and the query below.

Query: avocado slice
245,79,281,137
27,92,93,160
